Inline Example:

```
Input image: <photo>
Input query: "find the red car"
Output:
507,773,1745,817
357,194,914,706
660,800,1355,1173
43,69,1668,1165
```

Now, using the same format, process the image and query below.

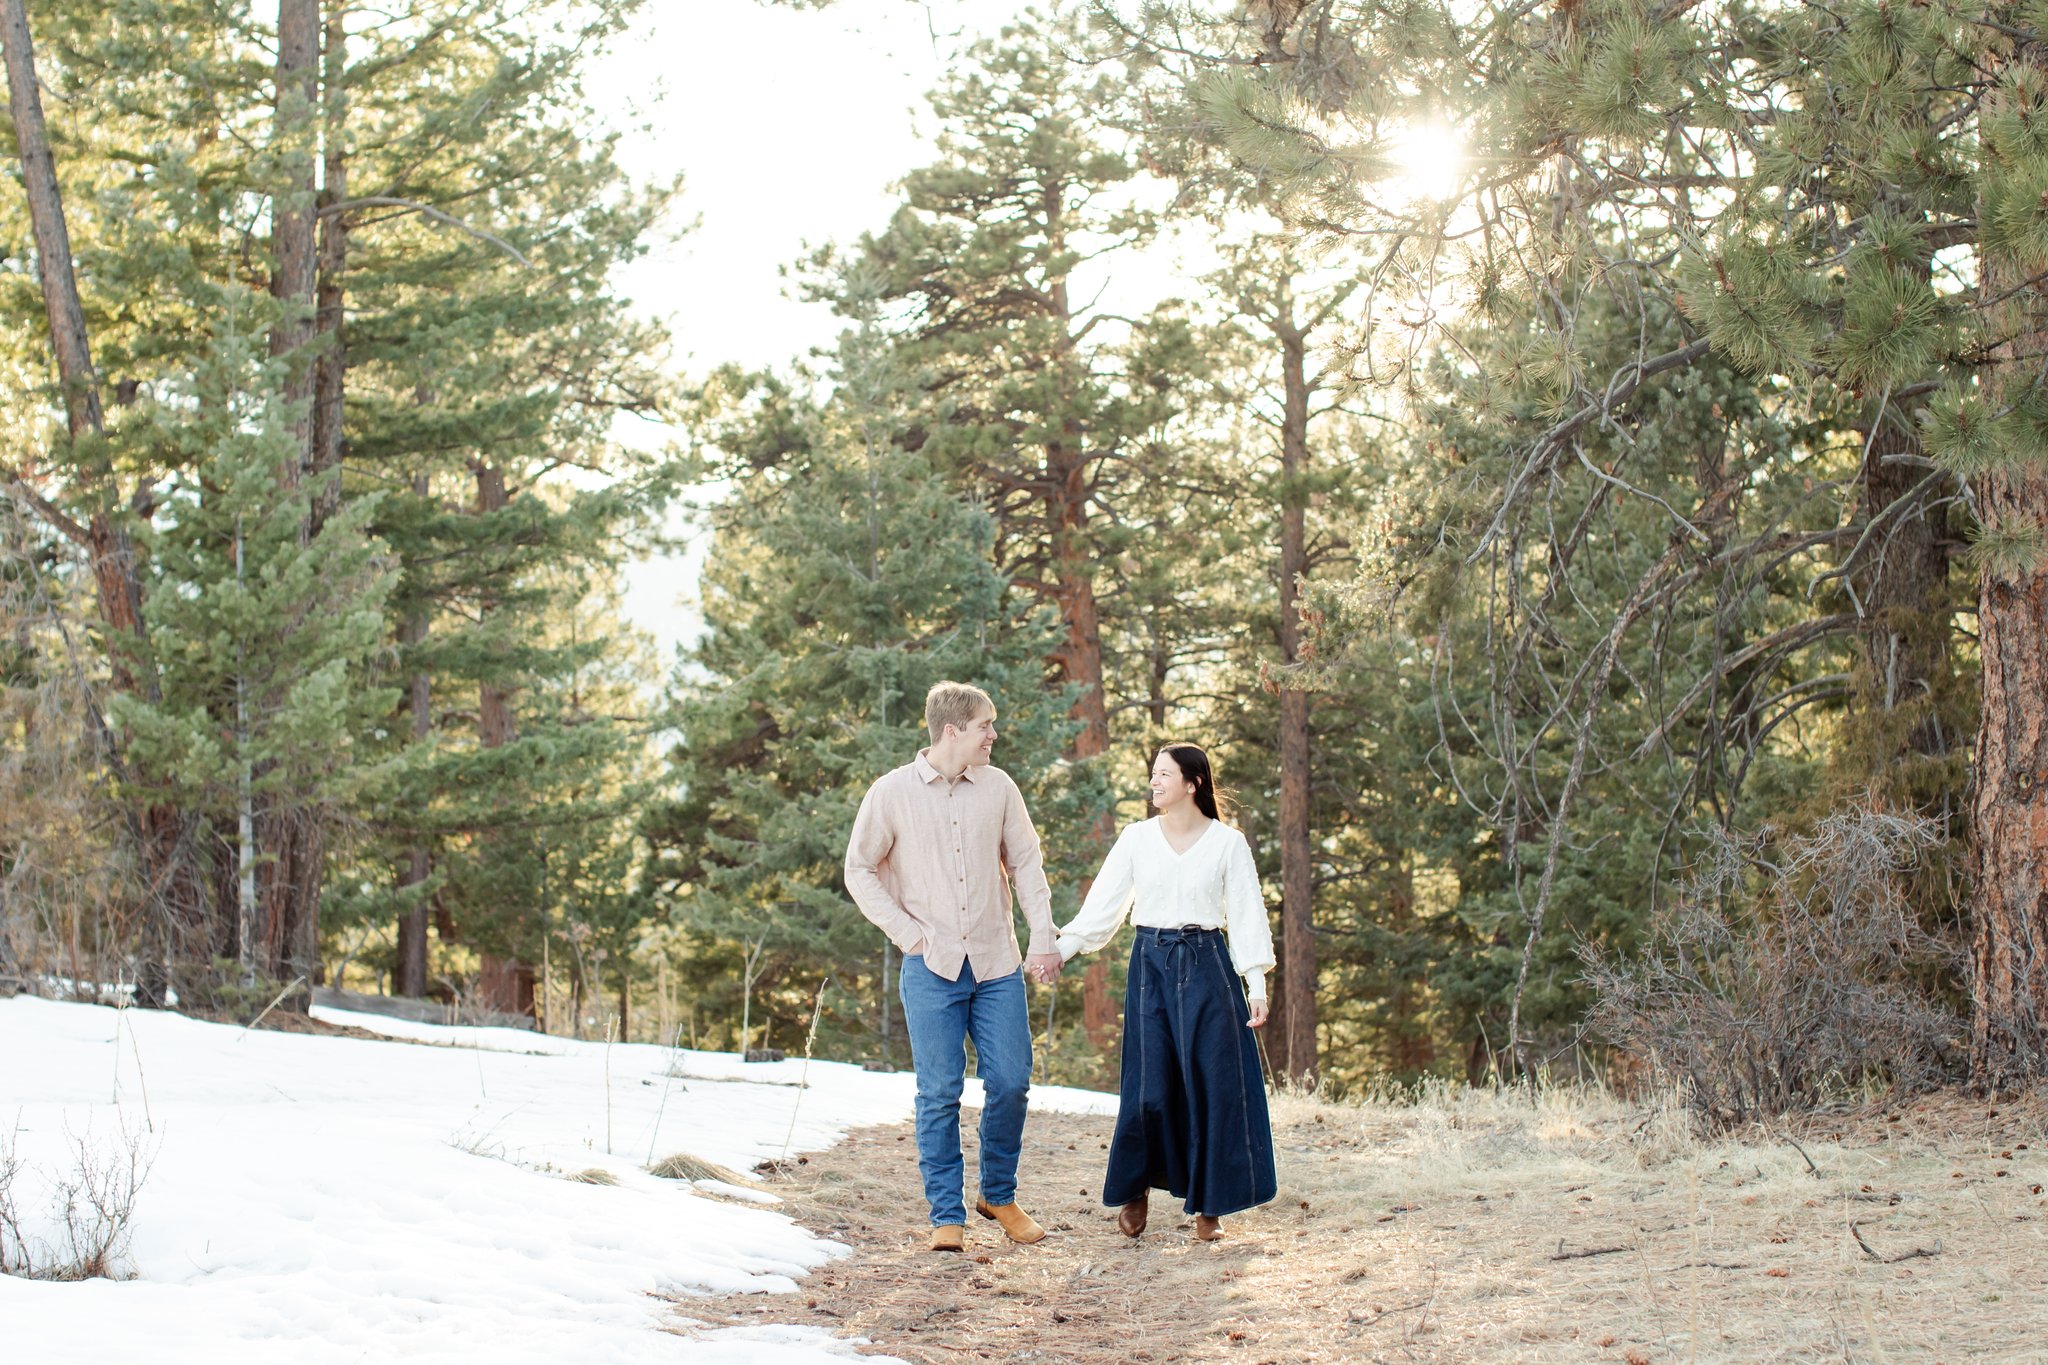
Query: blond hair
925,681,995,743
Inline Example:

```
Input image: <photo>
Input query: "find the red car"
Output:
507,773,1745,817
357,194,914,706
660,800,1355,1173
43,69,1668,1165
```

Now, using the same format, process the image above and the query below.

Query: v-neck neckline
1156,816,1216,858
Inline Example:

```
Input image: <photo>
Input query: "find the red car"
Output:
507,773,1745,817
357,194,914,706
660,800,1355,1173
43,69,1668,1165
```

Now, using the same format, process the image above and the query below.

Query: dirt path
676,1091,2048,1363
681,1108,1300,1363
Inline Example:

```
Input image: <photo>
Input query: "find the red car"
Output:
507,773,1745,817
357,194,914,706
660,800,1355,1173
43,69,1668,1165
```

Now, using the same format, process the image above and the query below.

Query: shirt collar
914,748,980,784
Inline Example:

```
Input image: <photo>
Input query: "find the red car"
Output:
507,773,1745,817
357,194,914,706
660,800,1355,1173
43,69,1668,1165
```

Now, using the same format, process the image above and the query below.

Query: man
844,681,1065,1252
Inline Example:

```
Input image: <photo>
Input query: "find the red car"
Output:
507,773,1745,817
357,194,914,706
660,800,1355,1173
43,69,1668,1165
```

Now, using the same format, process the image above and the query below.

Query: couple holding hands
844,681,1278,1251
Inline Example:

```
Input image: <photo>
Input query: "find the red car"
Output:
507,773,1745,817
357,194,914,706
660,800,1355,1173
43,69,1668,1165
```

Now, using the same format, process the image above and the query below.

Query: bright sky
589,0,1016,663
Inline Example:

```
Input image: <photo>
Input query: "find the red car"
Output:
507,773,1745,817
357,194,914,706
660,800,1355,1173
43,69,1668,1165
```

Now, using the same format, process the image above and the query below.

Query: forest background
3,0,2044,1112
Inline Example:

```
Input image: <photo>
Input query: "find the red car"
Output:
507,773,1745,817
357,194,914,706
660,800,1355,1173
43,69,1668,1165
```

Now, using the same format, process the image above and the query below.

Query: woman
1055,743,1278,1241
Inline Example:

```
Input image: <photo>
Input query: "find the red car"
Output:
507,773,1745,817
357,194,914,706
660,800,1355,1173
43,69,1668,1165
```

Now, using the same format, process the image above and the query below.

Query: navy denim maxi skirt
1102,925,1278,1217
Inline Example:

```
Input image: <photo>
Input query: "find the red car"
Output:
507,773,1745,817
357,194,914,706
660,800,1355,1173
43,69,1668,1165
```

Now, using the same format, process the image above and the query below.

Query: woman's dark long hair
1158,743,1226,821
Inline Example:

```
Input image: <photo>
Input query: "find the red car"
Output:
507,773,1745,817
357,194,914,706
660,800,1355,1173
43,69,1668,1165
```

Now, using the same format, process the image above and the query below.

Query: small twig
604,1013,616,1156
1407,1267,1441,1340
110,980,155,1135
1786,1136,1821,1178
645,1022,688,1166
780,977,830,1165
1848,1220,1942,1263
127,1010,153,1136
1348,1297,1432,1329
112,975,127,1105
239,975,308,1037
1553,1240,1635,1261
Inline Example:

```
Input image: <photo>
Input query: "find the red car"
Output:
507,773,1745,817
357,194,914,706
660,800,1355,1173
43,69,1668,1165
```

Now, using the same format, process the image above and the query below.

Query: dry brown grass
649,1152,749,1184
671,1081,2048,1362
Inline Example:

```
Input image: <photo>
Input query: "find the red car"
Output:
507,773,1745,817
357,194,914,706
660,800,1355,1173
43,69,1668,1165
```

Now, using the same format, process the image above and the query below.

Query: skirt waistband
1135,924,1223,941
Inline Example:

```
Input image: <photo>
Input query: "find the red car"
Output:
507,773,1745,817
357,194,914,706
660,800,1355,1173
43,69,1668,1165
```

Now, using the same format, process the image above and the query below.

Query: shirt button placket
951,788,966,945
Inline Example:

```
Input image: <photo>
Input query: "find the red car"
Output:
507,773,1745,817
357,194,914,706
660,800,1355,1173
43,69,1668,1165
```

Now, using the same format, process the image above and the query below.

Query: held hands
1246,997,1269,1029
1025,951,1063,985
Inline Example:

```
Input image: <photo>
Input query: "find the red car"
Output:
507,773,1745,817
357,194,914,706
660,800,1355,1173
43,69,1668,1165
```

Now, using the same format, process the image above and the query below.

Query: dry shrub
564,1167,620,1186
0,1122,155,1280
1584,809,1963,1125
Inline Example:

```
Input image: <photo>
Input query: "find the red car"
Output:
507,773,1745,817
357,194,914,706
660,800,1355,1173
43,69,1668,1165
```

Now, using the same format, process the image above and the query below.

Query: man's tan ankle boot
975,1199,1046,1244
929,1224,965,1252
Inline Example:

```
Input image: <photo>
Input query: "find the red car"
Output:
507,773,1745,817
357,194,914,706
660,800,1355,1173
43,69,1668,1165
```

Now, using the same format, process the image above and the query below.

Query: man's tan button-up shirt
843,750,1055,984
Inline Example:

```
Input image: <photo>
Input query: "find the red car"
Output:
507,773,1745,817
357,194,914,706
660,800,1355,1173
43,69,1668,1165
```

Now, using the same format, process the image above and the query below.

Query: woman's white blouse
1054,818,1278,999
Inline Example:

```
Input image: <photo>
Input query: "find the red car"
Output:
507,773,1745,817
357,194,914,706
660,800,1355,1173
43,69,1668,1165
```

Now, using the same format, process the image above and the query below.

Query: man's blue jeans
898,954,1032,1227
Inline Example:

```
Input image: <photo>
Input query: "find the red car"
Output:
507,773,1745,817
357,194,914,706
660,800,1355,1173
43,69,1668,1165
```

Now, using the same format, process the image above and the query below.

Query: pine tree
820,9,1193,1053
0,0,674,1014
649,284,1093,1061
312,0,675,1014
1133,0,1979,1078
821,8,1163,747
112,289,396,990
1960,11,2048,1087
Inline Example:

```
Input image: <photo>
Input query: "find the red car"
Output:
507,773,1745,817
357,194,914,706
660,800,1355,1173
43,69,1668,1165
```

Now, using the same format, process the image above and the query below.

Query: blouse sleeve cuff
1243,969,1267,1000
1056,932,1082,962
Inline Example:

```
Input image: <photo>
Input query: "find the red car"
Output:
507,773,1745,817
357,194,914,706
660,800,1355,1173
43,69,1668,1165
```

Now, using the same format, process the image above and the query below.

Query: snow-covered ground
0,996,1115,1363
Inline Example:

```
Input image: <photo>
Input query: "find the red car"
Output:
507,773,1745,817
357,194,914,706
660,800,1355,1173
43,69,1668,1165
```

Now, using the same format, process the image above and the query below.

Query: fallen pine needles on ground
670,1079,2048,1362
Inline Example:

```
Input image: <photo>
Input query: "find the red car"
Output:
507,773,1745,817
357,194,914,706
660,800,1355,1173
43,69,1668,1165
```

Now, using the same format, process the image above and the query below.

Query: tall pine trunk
309,2,346,537
0,0,205,998
250,0,325,1002
1970,29,2048,1087
473,460,536,1019
1848,221,1953,810
395,502,431,998
1273,290,1316,1085
1384,860,1434,1074
1041,200,1119,1054
270,0,319,467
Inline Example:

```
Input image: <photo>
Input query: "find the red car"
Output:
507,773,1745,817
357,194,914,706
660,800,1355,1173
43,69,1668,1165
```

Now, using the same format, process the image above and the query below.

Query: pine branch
0,467,89,547
321,195,530,266
1468,337,1714,564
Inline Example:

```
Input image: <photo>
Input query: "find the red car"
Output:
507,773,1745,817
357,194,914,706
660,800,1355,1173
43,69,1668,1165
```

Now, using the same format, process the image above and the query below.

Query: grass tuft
649,1152,748,1185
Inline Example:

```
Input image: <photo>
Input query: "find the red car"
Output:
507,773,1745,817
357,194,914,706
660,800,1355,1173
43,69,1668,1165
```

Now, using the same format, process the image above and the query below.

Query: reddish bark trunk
472,461,534,1018
1049,469,1119,1049
1384,861,1434,1074
1038,187,1120,1053
395,848,430,997
254,806,325,995
241,0,329,1010
1968,485,2048,1088
1970,37,2048,1090
270,0,319,480
1274,296,1317,1086
478,956,537,1019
